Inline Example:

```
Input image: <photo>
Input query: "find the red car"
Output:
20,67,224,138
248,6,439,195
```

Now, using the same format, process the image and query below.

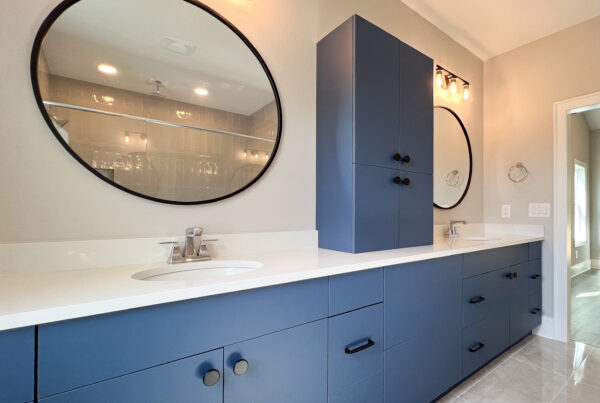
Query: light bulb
243,151,248,157
194,87,209,96
98,64,117,75
253,152,258,158
435,68,444,88
265,154,269,160
449,77,457,94
463,84,470,100
124,134,130,143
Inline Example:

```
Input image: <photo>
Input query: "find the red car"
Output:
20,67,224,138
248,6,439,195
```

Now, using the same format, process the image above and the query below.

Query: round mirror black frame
30,0,282,205
433,105,473,210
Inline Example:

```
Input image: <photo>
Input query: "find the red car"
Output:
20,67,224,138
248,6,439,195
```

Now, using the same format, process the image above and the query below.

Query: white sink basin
460,236,501,242
132,260,263,282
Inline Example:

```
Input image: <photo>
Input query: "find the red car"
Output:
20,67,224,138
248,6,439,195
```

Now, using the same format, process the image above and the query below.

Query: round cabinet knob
203,369,220,387
393,177,410,186
513,272,518,279
393,153,402,161
393,153,411,163
233,359,249,376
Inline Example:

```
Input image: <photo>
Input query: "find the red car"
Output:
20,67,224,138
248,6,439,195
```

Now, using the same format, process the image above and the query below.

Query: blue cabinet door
354,165,399,252
354,16,400,169
224,320,327,403
509,263,531,344
0,327,34,403
397,171,433,247
39,349,223,403
398,42,433,175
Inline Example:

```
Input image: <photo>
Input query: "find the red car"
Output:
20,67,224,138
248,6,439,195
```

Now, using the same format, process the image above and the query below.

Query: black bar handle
530,274,541,279
469,296,486,304
345,338,375,354
469,342,485,353
531,308,541,315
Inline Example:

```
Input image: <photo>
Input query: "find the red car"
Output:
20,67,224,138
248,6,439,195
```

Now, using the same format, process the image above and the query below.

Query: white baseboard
533,316,560,341
570,260,592,278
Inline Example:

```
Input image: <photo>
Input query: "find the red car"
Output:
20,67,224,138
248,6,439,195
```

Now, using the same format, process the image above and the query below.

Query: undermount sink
459,236,501,242
132,260,263,282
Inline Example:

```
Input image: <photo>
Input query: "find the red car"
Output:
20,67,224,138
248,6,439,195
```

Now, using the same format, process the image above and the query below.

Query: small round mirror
32,0,281,204
433,106,472,209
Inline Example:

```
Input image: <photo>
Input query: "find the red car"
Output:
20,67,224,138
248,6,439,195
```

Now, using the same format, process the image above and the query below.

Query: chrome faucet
447,220,467,238
160,227,218,264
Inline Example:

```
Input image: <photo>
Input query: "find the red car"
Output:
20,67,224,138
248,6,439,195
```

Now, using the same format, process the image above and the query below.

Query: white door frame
553,91,600,342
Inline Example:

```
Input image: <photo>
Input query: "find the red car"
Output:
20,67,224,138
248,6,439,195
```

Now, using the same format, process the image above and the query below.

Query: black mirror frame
30,0,282,205
433,105,473,210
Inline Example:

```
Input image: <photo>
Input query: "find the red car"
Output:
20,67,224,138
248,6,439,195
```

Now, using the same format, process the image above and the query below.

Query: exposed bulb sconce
435,65,471,101
124,134,131,143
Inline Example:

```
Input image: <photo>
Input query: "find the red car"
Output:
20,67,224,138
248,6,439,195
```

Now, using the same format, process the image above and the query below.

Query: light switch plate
529,203,551,218
501,204,511,218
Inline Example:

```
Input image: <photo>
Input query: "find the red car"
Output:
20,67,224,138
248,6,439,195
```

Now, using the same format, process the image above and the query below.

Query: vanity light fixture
176,110,192,119
435,65,470,101
194,87,209,96
98,64,117,75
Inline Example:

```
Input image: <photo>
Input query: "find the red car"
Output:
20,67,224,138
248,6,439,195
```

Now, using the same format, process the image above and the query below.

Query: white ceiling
42,0,275,116
584,108,600,132
400,0,600,60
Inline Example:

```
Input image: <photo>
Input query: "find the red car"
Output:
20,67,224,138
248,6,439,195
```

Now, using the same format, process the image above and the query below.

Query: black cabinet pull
469,296,485,304
531,308,541,315
393,176,410,186
506,272,518,280
393,153,411,163
469,342,485,353
233,359,249,376
203,369,220,386
530,274,541,279
345,338,375,354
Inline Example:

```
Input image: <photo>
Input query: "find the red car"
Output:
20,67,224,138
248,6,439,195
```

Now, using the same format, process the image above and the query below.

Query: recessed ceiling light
194,87,209,96
98,64,117,75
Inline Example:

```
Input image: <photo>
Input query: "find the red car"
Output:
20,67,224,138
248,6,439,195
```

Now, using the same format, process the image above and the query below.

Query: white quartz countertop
0,233,543,331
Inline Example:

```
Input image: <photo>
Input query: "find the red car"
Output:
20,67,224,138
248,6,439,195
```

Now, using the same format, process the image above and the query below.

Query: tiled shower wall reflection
40,73,277,202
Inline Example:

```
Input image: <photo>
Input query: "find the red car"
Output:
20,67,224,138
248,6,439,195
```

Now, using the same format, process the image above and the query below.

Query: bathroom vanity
0,237,543,403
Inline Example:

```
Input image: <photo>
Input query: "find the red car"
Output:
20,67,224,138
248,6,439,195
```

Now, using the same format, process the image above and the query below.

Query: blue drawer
38,277,328,398
224,320,327,403
463,268,510,328
40,349,223,403
462,314,509,376
529,242,542,260
463,244,529,278
328,304,383,403
384,319,461,403
0,327,34,403
529,292,542,329
528,259,542,296
384,256,461,349
329,268,383,315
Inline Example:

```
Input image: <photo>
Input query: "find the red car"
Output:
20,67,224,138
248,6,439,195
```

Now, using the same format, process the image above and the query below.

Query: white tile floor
438,335,600,402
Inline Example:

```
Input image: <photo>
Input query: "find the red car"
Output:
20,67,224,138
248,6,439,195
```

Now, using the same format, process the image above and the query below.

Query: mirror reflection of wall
34,0,280,204
433,106,472,209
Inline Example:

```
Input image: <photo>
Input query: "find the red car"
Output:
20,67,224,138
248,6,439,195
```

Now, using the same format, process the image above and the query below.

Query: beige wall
568,113,591,269
0,0,483,243
483,16,600,318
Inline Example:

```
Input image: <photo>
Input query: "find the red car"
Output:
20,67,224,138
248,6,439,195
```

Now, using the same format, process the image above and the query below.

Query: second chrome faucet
160,227,218,264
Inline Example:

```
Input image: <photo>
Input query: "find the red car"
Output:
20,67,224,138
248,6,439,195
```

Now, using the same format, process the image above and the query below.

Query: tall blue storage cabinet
317,15,433,253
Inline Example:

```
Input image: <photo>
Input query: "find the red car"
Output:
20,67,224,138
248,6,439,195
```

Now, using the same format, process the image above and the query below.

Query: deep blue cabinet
317,15,433,253
0,327,34,403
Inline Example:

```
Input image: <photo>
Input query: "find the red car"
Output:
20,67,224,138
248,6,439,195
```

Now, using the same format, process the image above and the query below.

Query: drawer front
529,242,542,260
528,259,542,296
384,320,461,403
39,277,328,398
40,349,223,403
529,292,542,329
462,315,509,376
329,268,383,315
0,327,34,403
463,268,510,327
329,304,383,403
463,244,529,278
384,256,461,349
224,320,327,403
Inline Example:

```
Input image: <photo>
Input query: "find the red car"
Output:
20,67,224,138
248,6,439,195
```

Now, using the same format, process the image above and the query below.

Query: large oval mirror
433,106,472,209
32,0,281,204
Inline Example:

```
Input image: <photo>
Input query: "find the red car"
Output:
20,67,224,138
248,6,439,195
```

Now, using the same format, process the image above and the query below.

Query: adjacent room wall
568,113,591,274
590,129,600,262
0,0,483,243
483,16,600,320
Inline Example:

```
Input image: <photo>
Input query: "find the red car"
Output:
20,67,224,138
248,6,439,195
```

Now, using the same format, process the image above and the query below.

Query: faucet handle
159,241,183,263
186,227,203,237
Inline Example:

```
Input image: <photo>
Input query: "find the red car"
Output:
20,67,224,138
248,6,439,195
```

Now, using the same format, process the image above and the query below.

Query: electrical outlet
501,204,511,218
528,203,551,218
